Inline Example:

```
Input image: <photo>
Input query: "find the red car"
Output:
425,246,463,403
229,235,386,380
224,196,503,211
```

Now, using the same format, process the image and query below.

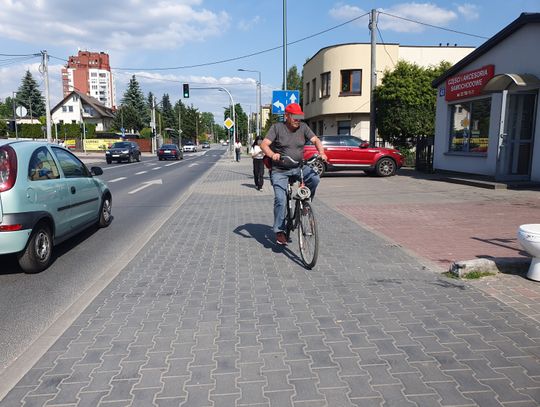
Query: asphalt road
0,147,225,372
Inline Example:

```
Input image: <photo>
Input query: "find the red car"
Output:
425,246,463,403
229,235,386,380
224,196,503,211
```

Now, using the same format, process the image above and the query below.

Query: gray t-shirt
265,122,315,169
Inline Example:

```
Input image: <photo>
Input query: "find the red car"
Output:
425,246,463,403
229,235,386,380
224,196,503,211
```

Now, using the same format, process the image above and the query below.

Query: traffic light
183,83,189,98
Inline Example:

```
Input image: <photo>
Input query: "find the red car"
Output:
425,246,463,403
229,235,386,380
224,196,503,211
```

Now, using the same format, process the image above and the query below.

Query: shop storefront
432,13,540,182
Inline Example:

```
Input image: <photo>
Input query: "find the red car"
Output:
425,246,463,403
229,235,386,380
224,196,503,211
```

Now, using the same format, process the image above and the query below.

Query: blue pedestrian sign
272,90,300,114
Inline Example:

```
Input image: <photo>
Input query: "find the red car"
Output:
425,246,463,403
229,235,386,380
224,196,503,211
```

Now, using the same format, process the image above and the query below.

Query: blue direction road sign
272,90,300,114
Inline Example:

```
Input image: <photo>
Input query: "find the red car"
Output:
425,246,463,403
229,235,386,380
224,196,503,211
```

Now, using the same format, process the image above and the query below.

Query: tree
286,65,303,105
374,61,452,148
0,98,13,119
121,75,149,129
16,70,46,118
111,104,142,133
161,94,176,130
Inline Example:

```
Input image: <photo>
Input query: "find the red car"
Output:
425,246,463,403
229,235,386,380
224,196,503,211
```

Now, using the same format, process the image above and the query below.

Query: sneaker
275,232,287,245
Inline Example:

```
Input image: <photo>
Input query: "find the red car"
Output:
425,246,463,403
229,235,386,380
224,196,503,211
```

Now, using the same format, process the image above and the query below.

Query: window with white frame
320,72,330,98
448,98,491,153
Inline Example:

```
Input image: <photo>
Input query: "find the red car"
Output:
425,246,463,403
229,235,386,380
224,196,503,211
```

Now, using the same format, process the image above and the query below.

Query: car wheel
17,222,53,273
98,195,112,227
311,159,325,176
375,157,396,177
128,154,133,163
158,157,162,161
136,153,141,162
106,158,112,164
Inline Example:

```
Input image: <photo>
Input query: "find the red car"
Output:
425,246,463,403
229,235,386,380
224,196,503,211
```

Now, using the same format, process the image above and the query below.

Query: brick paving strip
1,158,539,406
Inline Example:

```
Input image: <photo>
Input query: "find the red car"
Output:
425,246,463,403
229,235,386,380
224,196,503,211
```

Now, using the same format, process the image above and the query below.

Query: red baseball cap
284,103,304,119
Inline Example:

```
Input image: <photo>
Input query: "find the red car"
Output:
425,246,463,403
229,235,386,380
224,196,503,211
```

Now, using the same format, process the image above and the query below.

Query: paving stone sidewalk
1,157,539,406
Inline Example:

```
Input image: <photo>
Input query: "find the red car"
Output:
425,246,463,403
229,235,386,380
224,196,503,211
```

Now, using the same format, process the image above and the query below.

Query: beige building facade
303,43,475,140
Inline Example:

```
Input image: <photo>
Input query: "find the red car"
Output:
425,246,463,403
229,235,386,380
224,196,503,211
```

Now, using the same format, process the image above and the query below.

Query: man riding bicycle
260,103,327,245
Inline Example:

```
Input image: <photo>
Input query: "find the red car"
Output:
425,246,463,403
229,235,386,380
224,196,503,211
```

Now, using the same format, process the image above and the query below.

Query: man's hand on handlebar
271,152,281,161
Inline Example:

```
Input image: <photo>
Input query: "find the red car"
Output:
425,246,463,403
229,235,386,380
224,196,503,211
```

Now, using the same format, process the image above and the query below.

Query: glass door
498,93,537,181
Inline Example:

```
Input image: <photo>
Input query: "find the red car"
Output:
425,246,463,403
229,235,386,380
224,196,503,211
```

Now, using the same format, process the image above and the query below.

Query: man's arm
309,136,328,162
261,138,280,161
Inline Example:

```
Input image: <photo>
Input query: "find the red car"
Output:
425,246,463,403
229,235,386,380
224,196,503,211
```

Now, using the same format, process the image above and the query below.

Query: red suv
304,135,404,177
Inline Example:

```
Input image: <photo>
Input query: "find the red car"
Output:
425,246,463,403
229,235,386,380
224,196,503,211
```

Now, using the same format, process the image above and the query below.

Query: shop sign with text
445,65,495,101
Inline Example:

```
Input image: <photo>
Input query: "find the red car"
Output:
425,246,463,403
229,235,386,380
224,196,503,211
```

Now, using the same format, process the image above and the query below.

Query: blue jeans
270,166,320,233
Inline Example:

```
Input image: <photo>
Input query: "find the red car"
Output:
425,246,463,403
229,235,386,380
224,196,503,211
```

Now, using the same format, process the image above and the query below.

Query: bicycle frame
282,155,320,269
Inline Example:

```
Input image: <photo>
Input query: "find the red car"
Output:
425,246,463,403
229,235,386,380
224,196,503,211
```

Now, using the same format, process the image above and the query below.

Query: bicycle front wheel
298,201,318,269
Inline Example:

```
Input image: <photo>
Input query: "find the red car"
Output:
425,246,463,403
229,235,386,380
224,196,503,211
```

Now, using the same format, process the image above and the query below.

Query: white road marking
152,167,161,170
188,163,199,167
135,171,147,175
109,177,127,183
165,162,181,166
128,179,163,194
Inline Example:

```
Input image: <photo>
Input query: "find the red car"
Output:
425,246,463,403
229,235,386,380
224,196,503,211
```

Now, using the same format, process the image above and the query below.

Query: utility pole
369,9,378,146
12,92,18,140
283,0,287,90
41,50,52,143
151,97,157,153
178,104,182,147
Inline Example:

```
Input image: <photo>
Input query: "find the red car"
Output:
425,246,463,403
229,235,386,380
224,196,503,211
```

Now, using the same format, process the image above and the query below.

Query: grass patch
443,271,496,280
462,271,496,279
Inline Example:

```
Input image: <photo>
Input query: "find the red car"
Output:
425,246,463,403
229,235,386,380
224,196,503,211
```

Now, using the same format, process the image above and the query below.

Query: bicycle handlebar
280,154,322,166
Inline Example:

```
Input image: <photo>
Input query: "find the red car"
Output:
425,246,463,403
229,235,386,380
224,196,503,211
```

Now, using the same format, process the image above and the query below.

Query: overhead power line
379,11,490,40
111,12,371,71
44,10,487,75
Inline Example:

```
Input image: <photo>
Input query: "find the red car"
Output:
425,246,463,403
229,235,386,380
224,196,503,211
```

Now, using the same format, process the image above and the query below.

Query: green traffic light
183,83,189,98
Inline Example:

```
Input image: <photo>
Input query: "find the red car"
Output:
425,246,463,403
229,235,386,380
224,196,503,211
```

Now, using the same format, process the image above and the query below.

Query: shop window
337,120,351,135
318,121,324,136
448,98,491,153
340,70,361,95
320,72,331,98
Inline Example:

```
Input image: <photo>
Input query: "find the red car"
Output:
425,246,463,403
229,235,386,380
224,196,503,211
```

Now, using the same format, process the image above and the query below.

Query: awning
483,73,540,92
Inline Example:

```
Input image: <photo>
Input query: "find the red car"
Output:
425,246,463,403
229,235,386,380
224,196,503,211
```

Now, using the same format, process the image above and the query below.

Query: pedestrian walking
234,140,242,162
250,137,265,191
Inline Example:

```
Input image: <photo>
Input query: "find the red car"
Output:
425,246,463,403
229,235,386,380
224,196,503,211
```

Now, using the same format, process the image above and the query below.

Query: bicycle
280,155,322,269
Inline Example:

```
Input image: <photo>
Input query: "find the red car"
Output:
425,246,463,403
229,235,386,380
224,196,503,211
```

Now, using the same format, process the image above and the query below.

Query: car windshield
111,142,130,148
162,144,176,149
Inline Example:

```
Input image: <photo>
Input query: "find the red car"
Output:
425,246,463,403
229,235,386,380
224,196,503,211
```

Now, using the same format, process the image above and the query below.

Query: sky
0,0,538,124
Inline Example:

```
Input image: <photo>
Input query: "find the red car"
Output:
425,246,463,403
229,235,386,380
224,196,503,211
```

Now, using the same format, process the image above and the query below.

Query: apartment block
62,50,116,109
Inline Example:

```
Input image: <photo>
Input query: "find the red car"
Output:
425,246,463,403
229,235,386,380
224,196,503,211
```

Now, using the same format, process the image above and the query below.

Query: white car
183,143,197,152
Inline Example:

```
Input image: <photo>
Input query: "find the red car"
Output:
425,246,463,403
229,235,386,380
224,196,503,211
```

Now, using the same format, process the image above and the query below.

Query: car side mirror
359,142,370,148
90,166,103,176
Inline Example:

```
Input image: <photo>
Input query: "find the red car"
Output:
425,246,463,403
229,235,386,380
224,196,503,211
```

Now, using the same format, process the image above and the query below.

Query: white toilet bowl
517,224,540,281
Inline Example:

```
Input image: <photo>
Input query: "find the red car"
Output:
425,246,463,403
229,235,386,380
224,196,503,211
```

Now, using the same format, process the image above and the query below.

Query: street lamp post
183,85,236,158
238,68,262,139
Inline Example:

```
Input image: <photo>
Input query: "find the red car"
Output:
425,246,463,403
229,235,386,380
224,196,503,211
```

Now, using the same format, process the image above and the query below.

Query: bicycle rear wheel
298,201,318,269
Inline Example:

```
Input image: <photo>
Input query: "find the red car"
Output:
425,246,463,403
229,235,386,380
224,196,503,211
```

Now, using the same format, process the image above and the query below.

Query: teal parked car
0,140,112,273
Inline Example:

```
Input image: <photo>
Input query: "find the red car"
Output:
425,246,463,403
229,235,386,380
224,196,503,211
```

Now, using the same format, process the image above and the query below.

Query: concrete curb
450,257,531,277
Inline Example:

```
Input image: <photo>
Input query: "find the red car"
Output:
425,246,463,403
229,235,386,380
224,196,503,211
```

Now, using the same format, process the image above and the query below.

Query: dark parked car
303,135,404,177
158,144,183,160
105,141,141,164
